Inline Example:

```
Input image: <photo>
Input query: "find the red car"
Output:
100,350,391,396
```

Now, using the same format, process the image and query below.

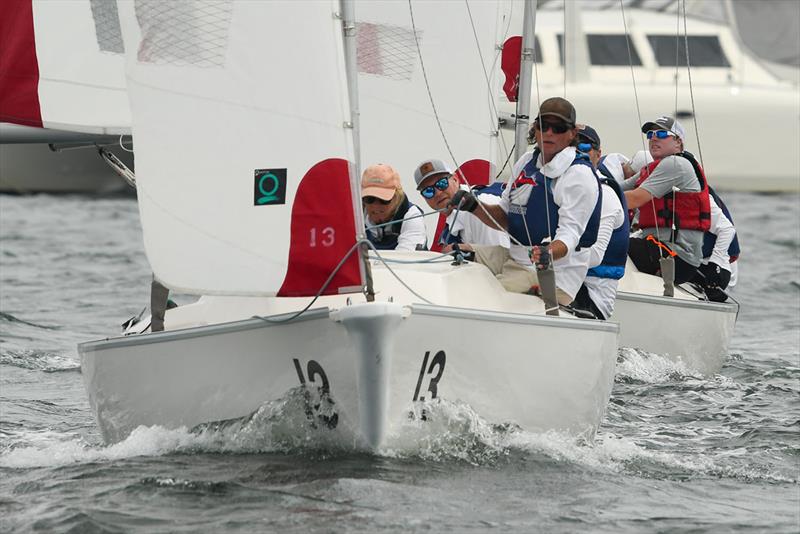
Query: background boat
0,0,133,194
496,2,800,192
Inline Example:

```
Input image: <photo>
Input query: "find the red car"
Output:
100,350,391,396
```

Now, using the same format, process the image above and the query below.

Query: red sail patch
0,0,43,127
278,159,363,297
500,36,522,102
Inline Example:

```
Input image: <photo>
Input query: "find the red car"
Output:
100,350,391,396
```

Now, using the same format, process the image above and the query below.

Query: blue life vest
473,181,506,197
507,149,602,248
702,186,740,262
439,221,462,246
587,160,630,279
366,194,422,250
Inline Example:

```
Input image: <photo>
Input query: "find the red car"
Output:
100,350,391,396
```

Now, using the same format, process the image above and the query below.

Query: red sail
0,0,42,127
431,159,493,252
278,158,363,297
500,36,522,102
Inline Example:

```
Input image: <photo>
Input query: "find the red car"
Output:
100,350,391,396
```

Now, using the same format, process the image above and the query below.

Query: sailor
413,158,509,254
622,116,711,285
449,97,602,305
693,187,740,301
572,124,629,320
361,164,427,251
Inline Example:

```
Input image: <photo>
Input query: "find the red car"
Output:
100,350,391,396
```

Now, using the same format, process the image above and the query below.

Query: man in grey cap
413,158,509,252
621,115,711,285
445,96,602,305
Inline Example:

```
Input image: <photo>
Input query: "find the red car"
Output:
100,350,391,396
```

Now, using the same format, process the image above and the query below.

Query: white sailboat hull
80,255,619,449
614,268,738,375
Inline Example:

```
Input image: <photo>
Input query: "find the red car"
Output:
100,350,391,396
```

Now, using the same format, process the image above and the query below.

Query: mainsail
355,1,511,210
0,0,129,135
116,0,361,296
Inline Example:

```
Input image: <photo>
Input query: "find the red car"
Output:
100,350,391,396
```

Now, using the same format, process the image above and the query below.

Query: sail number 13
309,227,335,247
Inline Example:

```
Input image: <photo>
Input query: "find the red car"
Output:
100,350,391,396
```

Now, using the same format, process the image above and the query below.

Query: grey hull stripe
410,304,619,333
80,301,619,355
616,291,739,313
79,308,332,353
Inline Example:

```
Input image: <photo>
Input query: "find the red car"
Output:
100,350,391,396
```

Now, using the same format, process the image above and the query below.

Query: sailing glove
449,189,478,212
698,262,731,290
534,245,552,270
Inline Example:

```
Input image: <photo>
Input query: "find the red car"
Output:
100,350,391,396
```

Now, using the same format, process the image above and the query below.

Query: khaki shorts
473,245,573,305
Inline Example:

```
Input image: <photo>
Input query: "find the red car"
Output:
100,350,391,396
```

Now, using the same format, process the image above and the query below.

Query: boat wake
616,347,701,383
1,387,793,484
0,349,80,372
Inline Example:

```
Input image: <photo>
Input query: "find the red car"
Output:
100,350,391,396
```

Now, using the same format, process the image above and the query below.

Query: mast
514,0,537,162
340,0,374,300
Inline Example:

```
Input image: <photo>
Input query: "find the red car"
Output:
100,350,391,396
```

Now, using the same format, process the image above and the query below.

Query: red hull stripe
0,0,43,127
278,158,363,297
431,159,492,252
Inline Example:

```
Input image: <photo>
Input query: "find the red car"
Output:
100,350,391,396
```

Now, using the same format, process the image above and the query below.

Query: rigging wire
681,0,705,170
407,0,459,171
407,0,524,249
619,0,647,157
464,0,510,163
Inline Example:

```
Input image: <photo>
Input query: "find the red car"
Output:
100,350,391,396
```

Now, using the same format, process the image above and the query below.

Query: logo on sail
254,169,287,205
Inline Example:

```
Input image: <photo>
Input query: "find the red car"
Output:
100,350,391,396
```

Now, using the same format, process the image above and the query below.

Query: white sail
355,0,510,203
0,0,129,135
116,0,359,296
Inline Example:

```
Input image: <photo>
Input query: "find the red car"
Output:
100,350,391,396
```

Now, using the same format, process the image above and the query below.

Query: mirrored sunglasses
532,120,570,134
646,129,677,140
421,176,451,199
363,195,392,205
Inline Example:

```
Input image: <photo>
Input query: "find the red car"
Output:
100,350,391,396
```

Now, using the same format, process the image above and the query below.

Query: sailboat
79,1,619,450
0,0,133,194
492,1,740,375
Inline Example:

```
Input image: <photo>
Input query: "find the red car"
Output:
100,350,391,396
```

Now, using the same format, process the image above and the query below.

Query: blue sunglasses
421,176,451,199
646,129,677,140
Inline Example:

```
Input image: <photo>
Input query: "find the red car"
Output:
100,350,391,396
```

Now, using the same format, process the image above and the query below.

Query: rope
253,239,367,324
367,205,446,230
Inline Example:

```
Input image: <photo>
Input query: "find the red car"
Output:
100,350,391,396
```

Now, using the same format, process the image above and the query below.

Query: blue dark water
1,192,798,533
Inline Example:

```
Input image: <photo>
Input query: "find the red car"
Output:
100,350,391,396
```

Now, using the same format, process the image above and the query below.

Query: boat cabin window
647,35,730,67
557,34,642,66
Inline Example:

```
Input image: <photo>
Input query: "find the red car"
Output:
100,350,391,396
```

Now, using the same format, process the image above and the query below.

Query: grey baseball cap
413,159,453,189
641,115,686,141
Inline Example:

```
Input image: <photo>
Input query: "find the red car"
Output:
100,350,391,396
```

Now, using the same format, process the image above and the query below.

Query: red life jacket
635,151,711,233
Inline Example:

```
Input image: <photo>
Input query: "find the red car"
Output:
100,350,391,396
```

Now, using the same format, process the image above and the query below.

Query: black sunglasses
532,120,571,134
363,196,392,205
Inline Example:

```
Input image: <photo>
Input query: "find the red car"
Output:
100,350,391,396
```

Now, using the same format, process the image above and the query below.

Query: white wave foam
0,349,80,372
0,426,197,469
617,347,700,383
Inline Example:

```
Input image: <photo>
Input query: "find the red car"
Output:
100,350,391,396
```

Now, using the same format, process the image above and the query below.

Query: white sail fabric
31,0,129,134
355,1,510,208
116,0,355,295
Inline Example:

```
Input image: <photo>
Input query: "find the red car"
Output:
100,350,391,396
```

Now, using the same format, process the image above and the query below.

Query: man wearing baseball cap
621,115,711,285
361,164,427,251
413,158,509,253
574,124,630,320
445,97,602,306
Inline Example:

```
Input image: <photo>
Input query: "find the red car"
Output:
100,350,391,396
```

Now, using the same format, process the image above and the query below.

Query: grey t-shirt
623,155,703,267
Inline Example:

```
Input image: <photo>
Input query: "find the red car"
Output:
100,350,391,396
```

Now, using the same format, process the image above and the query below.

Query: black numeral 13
412,350,446,402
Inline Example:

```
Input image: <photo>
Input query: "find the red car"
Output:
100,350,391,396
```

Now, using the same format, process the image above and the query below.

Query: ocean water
0,192,798,533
